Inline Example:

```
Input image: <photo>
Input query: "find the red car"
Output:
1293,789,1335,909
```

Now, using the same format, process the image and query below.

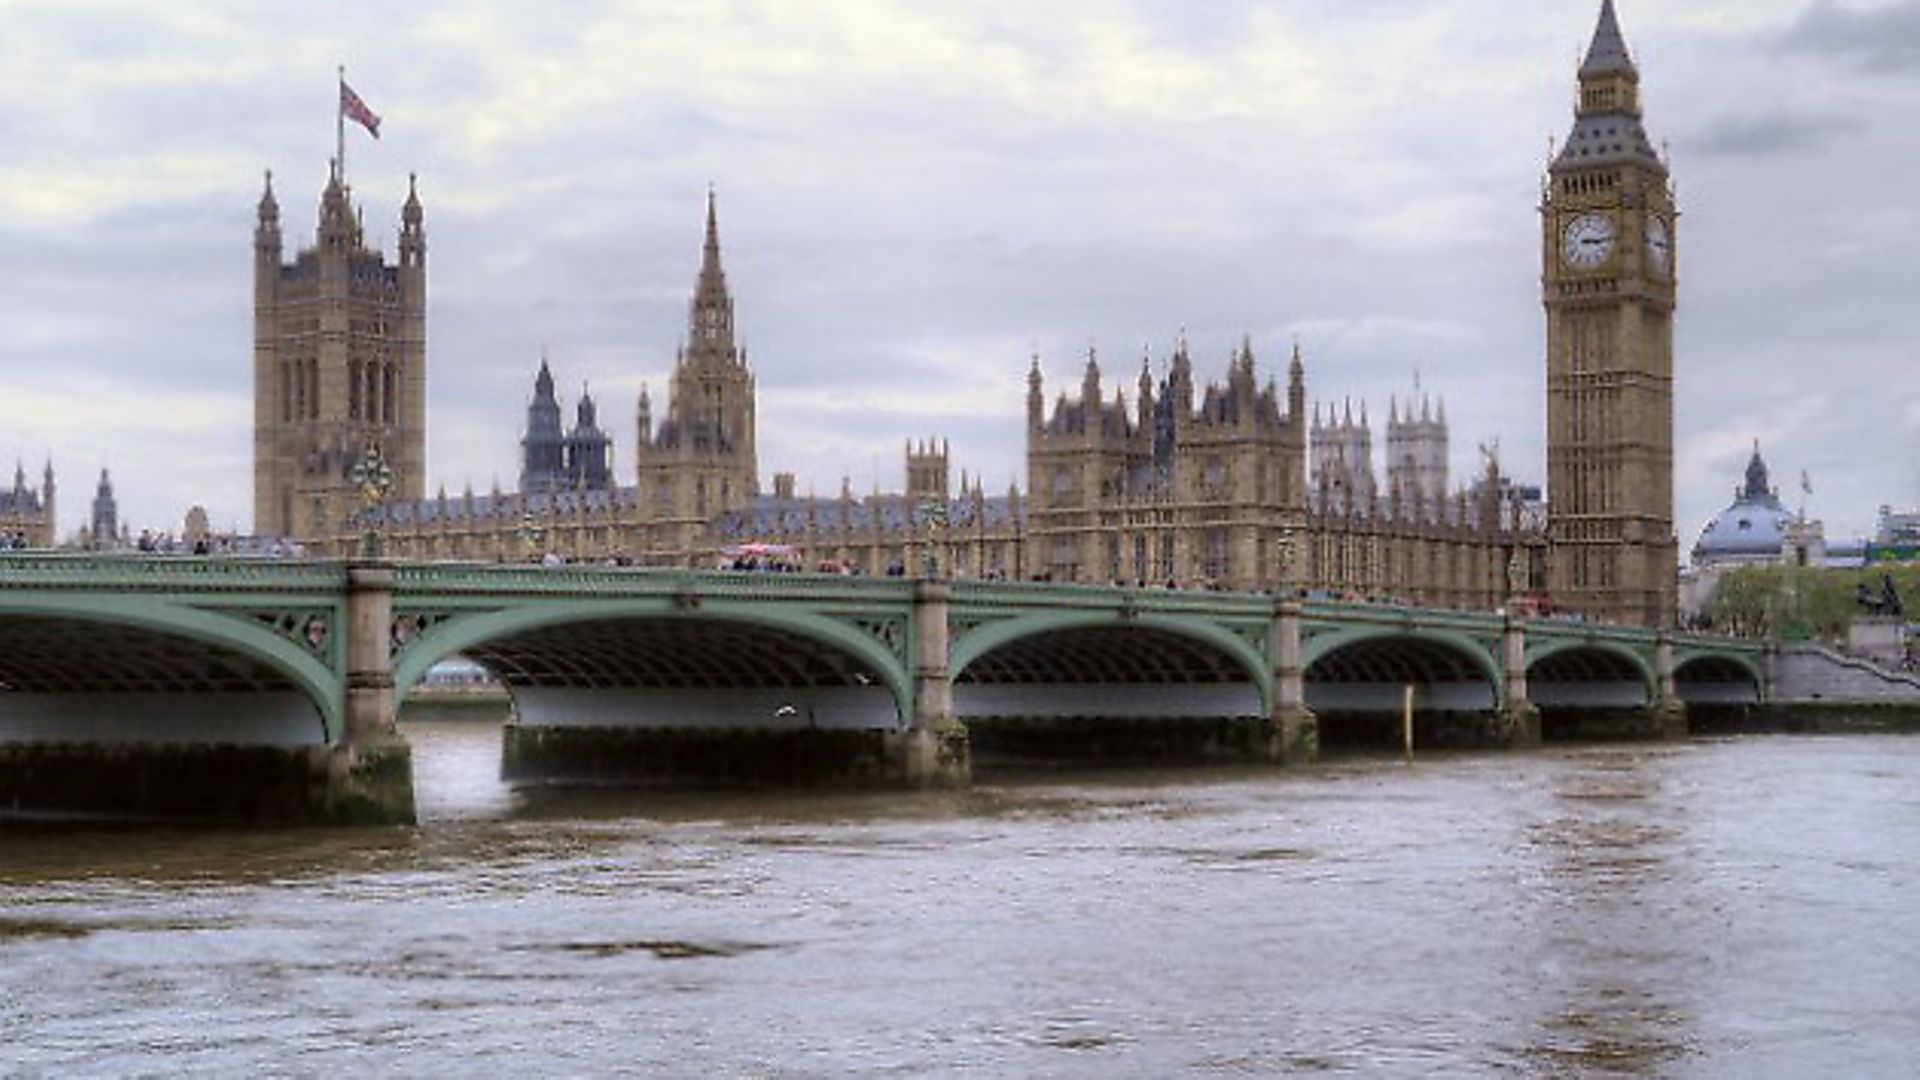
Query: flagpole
336,64,346,183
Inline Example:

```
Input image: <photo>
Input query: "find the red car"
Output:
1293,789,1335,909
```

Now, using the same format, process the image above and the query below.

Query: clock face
1561,212,1616,271
1645,215,1672,277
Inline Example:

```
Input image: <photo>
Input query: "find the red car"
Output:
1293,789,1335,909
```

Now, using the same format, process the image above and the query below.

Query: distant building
1682,444,1834,615
287,4,1690,624
520,359,612,494
85,468,123,550
252,160,426,541
0,461,55,548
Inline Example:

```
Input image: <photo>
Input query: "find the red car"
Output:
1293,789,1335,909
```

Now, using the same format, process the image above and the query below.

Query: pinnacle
1581,0,1636,79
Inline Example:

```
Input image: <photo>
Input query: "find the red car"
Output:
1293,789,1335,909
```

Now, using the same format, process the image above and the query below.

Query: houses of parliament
254,1,1678,627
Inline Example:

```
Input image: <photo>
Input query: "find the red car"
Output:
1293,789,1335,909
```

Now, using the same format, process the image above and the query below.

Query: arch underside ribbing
1528,646,1653,708
1674,655,1763,705
454,617,903,731
0,614,325,745
956,625,1265,720
1307,635,1497,714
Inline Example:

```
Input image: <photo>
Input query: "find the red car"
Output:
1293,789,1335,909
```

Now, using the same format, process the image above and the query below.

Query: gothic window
1133,535,1148,582
348,362,362,420
1049,537,1080,583
1202,529,1230,581
382,363,396,424
1157,534,1176,582
1204,458,1227,497
1051,465,1074,501
1106,534,1122,583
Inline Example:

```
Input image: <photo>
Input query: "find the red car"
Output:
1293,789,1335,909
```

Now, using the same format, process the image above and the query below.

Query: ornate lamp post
917,496,949,579
348,442,395,559
516,510,544,563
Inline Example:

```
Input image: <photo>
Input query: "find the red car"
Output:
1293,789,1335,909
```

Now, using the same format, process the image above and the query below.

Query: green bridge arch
1524,639,1658,694
950,610,1276,713
944,611,1274,711
391,598,918,724
0,594,344,742
1673,649,1767,689
1302,625,1505,695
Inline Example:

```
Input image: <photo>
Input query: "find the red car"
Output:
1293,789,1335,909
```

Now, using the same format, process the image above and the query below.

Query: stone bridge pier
1269,602,1319,764
328,565,417,823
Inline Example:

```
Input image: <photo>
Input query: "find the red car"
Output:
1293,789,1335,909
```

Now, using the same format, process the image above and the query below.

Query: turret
255,170,281,264
399,172,426,269
90,467,118,549
1027,356,1045,434
41,459,54,538
1287,342,1307,425
317,161,354,253
576,386,598,431
1136,353,1154,432
1231,335,1257,412
1081,347,1102,410
1170,335,1195,421
520,356,566,494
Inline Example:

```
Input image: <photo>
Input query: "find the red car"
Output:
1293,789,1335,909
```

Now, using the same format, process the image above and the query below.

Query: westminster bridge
0,555,1768,823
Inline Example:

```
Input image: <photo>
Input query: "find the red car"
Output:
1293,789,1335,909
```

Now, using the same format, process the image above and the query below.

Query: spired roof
1580,0,1637,80
1555,113,1662,171
1554,1,1662,173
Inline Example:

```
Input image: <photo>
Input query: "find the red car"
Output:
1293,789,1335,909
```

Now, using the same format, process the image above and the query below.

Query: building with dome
1682,444,1827,616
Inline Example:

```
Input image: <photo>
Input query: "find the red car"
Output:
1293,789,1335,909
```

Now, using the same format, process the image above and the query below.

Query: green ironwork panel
0,553,349,593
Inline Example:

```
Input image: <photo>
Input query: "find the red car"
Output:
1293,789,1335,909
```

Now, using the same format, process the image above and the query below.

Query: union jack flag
340,80,381,139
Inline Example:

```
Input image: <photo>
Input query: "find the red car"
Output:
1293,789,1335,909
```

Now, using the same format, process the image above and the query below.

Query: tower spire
688,187,735,350
1581,0,1636,80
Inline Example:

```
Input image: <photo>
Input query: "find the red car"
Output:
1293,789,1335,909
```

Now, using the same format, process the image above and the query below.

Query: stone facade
253,163,427,541
0,462,55,548
1024,341,1532,605
289,4,1676,620
1542,0,1679,628
297,192,1537,603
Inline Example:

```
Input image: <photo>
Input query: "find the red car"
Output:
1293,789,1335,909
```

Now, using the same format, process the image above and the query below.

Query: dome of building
1692,445,1792,564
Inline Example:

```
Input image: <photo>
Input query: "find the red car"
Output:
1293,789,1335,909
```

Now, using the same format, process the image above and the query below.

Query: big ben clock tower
1543,0,1677,628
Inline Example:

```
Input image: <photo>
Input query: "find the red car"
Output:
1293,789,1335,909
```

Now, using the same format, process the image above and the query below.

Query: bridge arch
1524,640,1656,709
1673,652,1764,706
0,596,342,744
1302,628,1501,743
950,611,1274,719
393,599,914,730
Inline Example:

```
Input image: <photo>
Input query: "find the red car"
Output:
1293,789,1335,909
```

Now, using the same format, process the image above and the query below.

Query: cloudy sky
2,0,1917,557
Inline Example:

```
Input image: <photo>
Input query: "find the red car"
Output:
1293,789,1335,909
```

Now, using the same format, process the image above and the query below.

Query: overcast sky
2,0,1917,559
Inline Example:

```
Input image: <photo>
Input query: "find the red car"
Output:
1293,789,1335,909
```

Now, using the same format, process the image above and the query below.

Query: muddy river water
4,716,1918,1076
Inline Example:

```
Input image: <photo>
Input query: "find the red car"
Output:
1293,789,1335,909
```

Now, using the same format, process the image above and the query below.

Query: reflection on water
4,717,1920,1076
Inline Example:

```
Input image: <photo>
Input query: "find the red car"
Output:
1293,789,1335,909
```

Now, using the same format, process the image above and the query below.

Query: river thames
4,717,1918,1076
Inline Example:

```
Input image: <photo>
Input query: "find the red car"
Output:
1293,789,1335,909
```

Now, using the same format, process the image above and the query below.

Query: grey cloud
1688,111,1865,158
1785,1,1920,73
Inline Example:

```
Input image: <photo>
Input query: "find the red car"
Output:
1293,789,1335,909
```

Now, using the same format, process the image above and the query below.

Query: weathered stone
0,741,414,826
501,724,968,789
